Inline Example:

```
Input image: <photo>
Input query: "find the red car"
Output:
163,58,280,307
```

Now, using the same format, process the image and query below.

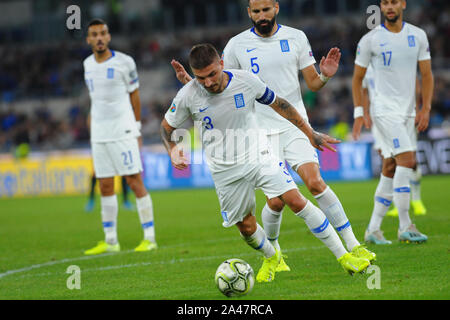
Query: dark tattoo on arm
312,131,324,146
160,120,177,152
270,96,307,129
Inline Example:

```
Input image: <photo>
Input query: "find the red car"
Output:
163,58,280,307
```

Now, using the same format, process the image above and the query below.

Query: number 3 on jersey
203,116,214,130
250,57,260,74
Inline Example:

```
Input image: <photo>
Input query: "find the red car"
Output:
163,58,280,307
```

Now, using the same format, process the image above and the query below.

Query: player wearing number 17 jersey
83,19,157,254
352,0,434,244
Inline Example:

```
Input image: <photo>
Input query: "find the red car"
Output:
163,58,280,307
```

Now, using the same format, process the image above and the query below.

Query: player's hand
352,117,364,140
415,107,430,132
309,131,340,152
171,59,193,85
170,146,189,170
363,112,372,129
319,47,341,78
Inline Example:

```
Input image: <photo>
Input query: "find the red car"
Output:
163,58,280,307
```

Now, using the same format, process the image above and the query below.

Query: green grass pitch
0,176,449,300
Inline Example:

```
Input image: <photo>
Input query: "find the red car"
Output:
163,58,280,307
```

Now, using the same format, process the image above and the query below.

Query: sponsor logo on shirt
246,48,257,53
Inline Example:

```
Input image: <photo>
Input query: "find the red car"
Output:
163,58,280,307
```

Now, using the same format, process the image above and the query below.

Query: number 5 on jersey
250,57,260,74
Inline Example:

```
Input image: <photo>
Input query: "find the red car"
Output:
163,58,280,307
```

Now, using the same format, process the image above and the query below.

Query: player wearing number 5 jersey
171,0,375,269
83,19,157,255
162,44,371,282
352,0,434,244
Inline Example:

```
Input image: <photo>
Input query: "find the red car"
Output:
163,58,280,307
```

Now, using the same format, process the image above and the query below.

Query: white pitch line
2,244,325,280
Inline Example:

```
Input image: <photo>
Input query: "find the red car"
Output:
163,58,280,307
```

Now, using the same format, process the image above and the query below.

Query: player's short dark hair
189,43,221,70
86,18,108,33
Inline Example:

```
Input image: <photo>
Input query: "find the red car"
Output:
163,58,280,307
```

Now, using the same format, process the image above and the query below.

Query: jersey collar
381,21,406,33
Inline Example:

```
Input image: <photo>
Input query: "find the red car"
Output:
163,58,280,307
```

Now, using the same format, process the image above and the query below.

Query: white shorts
212,158,298,228
91,138,143,178
371,122,383,152
267,129,319,172
373,116,417,159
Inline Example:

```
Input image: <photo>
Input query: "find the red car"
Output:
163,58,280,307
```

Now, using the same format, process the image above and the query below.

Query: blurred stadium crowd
0,0,449,154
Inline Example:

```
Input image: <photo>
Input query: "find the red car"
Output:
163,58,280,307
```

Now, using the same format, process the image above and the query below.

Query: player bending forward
161,44,371,282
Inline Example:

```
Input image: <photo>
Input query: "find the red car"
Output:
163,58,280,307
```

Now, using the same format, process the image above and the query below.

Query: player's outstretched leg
299,164,375,262
237,214,280,283
85,192,120,255
261,200,290,272
282,190,370,275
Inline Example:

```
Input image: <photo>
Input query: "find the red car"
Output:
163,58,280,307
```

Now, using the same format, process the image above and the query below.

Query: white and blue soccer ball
215,258,254,297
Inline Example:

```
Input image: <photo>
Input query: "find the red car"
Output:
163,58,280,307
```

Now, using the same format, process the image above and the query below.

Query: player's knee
284,195,307,213
305,176,326,195
267,197,285,212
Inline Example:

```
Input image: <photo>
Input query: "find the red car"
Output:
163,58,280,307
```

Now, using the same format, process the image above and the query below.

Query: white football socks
315,186,360,251
136,194,156,243
261,203,283,251
101,195,118,245
368,174,393,233
295,201,347,259
410,167,422,201
240,223,276,258
394,166,413,231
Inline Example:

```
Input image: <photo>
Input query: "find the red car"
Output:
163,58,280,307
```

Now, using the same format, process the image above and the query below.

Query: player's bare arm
361,87,372,129
269,96,340,152
160,118,188,170
351,64,368,140
416,59,434,132
130,89,143,148
171,59,193,85
301,47,341,92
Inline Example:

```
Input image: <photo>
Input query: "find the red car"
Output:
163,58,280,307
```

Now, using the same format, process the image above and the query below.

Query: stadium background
0,0,448,197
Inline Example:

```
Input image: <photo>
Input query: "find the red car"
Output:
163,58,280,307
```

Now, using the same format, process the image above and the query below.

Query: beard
252,16,277,36
385,13,400,23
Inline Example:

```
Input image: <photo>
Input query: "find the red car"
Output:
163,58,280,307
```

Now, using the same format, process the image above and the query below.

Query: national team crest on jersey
280,40,290,52
107,68,115,79
234,93,245,109
408,35,416,47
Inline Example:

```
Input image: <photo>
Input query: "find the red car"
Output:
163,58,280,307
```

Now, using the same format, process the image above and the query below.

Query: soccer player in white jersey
352,0,434,244
362,66,427,224
83,19,157,254
171,0,375,270
162,43,371,282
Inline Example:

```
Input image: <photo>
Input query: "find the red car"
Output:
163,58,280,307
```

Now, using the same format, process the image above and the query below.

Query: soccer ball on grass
215,258,254,297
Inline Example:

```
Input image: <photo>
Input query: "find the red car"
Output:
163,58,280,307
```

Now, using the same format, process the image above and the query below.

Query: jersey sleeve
297,31,316,70
124,56,140,93
222,38,241,69
355,34,372,68
246,72,277,105
164,88,191,128
417,30,431,61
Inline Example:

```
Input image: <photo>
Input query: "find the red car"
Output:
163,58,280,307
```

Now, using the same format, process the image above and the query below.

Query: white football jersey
223,24,316,133
84,50,140,142
355,22,431,117
165,69,276,173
